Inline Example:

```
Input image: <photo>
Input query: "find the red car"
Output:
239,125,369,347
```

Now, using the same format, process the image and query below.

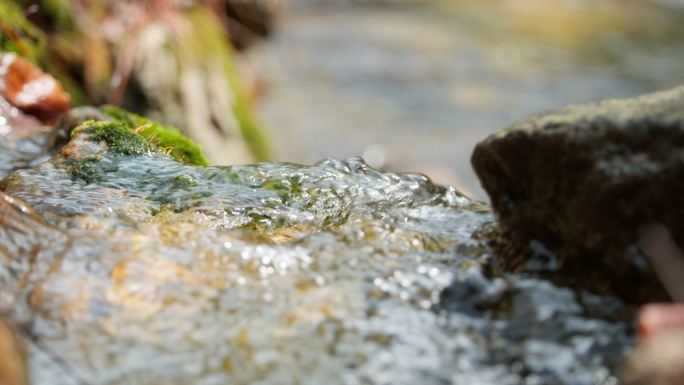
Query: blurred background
4,0,684,200
252,0,684,199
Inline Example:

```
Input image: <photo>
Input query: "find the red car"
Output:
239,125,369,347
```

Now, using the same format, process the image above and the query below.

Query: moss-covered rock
59,106,208,165
472,86,684,303
101,106,209,166
72,120,153,156
65,108,210,184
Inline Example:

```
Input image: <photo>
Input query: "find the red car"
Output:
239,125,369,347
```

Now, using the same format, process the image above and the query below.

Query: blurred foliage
0,2,44,62
187,6,269,161
1,0,274,163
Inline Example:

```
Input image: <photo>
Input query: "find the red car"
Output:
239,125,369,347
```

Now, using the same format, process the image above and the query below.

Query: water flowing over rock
0,115,632,384
472,86,684,303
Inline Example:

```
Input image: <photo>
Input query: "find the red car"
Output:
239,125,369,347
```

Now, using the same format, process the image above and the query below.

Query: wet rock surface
0,128,53,179
0,116,633,384
472,86,684,303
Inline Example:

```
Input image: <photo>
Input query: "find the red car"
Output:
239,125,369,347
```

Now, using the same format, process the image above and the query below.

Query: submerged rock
0,126,53,180
472,86,684,302
0,105,209,181
0,119,632,384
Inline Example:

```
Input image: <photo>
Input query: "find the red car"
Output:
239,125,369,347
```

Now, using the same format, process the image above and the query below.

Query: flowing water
0,127,632,384
253,0,684,199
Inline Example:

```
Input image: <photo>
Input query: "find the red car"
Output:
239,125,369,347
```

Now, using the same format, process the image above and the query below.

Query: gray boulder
472,87,684,302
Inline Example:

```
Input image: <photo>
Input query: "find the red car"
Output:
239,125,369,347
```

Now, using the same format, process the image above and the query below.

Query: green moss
74,120,153,156
70,156,105,183
68,153,124,184
101,106,210,166
260,178,301,201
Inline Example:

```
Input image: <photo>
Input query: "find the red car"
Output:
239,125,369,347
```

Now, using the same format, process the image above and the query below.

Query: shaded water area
0,126,632,384
253,0,684,199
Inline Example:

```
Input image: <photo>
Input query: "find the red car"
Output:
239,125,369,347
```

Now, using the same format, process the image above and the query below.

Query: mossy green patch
74,120,153,156
70,156,106,183
68,153,123,184
101,106,210,166
68,114,209,183
260,178,302,201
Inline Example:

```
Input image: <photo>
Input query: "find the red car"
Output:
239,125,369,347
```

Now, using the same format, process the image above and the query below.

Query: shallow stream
0,131,632,384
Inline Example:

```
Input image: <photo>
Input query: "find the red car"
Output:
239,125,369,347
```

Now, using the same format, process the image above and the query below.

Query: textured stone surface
472,87,684,302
